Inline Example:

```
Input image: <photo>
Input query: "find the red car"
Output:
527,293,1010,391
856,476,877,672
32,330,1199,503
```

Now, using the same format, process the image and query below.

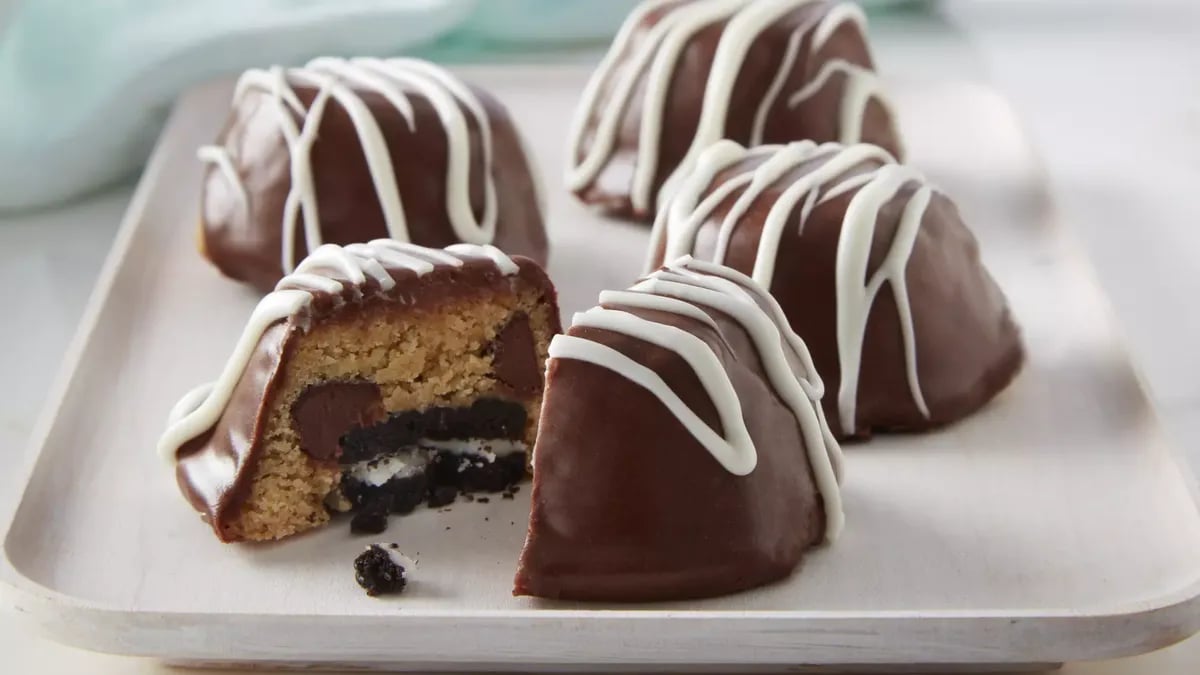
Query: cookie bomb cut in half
515,257,844,602
647,140,1024,439
158,242,560,543
567,0,902,221
198,57,547,292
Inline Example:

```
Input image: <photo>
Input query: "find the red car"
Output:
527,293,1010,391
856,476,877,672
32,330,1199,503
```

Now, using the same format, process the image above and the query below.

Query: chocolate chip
489,313,543,396
291,381,385,461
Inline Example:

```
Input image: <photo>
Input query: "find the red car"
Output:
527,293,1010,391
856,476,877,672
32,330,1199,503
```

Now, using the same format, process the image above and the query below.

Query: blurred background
1,0,1199,671
0,0,926,212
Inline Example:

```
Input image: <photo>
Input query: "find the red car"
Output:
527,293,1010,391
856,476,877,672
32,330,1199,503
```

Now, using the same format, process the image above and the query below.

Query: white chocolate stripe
599,289,719,332
565,0,684,190
631,0,760,214
666,258,845,483
367,240,467,269
568,0,893,217
289,68,411,245
352,58,499,244
552,258,843,541
646,140,774,272
750,22,807,146
446,243,520,275
658,0,814,213
745,145,892,285
811,2,868,53
158,242,519,464
836,165,932,428
654,140,932,435
572,306,759,476
209,58,516,276
306,57,417,130
638,266,844,525
270,67,333,275
550,334,759,476
157,288,311,462
787,60,889,146
711,141,826,265
196,146,248,210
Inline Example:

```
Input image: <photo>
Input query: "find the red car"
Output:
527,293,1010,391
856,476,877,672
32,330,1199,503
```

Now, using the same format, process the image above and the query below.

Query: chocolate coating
648,145,1023,439
514,266,833,602
171,247,560,542
291,381,385,461
570,0,902,221
201,61,548,292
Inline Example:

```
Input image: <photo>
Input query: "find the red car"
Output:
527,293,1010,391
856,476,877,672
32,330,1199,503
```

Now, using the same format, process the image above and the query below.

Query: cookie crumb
427,485,458,508
350,499,390,535
354,545,407,597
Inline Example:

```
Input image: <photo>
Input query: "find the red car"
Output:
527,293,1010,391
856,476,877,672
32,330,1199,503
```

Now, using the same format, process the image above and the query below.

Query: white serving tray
3,66,1200,672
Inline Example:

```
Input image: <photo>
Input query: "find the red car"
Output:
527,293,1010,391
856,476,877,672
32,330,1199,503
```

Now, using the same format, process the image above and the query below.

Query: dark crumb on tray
350,499,390,535
354,545,407,597
477,497,490,504
427,484,459,508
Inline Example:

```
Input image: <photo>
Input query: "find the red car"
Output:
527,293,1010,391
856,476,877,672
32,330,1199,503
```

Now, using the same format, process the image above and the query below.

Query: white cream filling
373,544,418,571
424,438,526,457
344,438,527,487
348,450,428,487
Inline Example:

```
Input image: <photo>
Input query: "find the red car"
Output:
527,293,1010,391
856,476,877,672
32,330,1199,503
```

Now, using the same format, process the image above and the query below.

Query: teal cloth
0,0,906,212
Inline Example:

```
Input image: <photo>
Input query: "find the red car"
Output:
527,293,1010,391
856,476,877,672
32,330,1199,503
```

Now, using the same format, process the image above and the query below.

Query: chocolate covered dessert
515,257,844,602
567,0,902,221
647,140,1024,439
198,57,548,292
158,242,560,542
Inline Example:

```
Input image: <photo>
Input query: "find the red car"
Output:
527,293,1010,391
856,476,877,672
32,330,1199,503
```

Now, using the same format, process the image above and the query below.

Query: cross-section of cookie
646,140,1024,439
198,57,548,292
567,0,902,221
158,242,560,542
514,257,844,601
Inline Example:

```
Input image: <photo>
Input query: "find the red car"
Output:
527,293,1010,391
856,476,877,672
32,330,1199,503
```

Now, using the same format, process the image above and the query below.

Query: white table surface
2,1,1199,672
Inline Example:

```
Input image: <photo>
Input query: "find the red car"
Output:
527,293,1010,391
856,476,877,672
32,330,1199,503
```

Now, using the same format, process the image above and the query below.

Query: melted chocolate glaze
514,294,826,602
201,78,548,292
573,0,903,221
647,151,1024,439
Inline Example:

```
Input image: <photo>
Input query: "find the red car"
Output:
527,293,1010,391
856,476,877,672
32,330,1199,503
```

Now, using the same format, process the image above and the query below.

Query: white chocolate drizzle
550,257,844,541
567,0,895,215
787,60,888,147
198,58,535,274
157,242,519,463
649,140,931,435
